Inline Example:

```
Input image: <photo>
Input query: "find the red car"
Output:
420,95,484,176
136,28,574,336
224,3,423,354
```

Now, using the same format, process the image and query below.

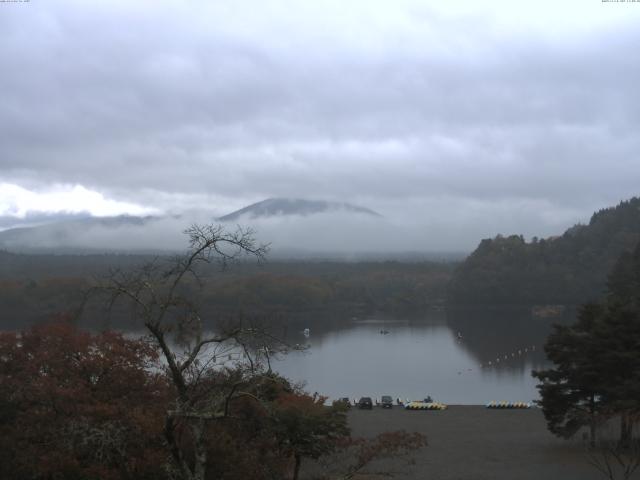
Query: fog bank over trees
0,199,593,255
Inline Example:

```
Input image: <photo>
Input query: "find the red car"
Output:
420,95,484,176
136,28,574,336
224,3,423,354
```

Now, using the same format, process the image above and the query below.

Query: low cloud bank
0,197,593,256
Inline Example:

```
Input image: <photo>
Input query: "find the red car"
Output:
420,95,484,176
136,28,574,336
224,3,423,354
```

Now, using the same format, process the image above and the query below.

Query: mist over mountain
0,199,422,256
5,196,637,265
0,212,94,232
218,198,382,221
0,207,453,258
0,215,170,253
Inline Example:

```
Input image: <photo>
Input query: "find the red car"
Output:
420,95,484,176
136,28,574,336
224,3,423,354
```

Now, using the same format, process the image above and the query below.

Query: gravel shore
337,405,631,480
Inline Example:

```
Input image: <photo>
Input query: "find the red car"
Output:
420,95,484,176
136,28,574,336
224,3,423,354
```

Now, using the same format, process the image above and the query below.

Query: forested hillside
0,253,452,328
448,197,640,306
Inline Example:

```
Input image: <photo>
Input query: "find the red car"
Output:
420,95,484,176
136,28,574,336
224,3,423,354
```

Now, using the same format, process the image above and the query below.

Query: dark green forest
0,252,452,328
448,198,640,306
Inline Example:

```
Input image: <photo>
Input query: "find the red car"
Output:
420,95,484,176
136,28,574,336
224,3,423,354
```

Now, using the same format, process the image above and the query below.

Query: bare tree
92,224,290,480
587,439,640,480
316,430,427,480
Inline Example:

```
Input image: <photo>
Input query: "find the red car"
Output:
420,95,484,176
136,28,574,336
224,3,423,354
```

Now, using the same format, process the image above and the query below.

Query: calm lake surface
272,309,559,405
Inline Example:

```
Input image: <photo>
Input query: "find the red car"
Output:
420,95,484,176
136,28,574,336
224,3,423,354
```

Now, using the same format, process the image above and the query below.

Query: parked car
358,397,373,409
381,395,393,408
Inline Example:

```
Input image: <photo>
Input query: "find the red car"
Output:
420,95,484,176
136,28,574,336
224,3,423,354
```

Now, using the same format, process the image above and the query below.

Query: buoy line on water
480,344,537,369
452,344,539,376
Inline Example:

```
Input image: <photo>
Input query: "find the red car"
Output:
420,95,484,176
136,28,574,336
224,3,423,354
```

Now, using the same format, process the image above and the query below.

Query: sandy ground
312,406,639,480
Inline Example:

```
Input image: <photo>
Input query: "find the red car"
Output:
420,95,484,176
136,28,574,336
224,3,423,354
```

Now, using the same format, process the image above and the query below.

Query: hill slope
218,198,382,221
0,215,156,252
448,197,640,306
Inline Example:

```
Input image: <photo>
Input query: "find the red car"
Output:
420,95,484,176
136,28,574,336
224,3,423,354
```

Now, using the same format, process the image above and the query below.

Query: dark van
381,395,393,408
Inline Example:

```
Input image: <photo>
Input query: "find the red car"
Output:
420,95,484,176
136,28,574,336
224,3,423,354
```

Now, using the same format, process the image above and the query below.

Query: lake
272,309,561,405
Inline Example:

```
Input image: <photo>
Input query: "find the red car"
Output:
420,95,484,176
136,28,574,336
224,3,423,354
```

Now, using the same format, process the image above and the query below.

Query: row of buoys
486,401,531,409
405,401,448,411
480,345,536,369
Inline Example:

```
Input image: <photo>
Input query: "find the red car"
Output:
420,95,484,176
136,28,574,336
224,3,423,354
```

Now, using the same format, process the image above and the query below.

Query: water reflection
85,307,573,405
272,308,573,405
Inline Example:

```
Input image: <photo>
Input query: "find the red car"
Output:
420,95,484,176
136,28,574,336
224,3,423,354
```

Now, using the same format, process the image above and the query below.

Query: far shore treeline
2,197,640,328
448,198,640,307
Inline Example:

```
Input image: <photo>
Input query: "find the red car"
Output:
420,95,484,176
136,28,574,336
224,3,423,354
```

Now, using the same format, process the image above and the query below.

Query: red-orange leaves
0,321,168,480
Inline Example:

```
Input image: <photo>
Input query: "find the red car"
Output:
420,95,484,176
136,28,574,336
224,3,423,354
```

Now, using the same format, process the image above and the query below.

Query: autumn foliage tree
0,319,344,480
0,225,428,479
321,430,427,480
0,318,168,479
270,392,350,480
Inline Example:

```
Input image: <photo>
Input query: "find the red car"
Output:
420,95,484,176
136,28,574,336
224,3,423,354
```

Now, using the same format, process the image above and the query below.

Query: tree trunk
589,394,597,449
618,413,633,450
164,415,194,480
589,419,597,449
192,419,208,480
619,414,632,450
293,453,302,480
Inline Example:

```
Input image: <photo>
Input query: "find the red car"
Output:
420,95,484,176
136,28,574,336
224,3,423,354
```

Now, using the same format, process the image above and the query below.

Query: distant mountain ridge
218,198,382,221
0,212,94,232
0,198,383,254
448,197,640,306
0,215,157,252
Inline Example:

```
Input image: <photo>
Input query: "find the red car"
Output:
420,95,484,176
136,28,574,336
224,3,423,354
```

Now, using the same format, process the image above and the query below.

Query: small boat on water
303,328,310,337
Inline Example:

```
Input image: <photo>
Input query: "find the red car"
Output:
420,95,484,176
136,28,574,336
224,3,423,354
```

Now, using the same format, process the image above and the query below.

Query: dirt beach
328,406,635,480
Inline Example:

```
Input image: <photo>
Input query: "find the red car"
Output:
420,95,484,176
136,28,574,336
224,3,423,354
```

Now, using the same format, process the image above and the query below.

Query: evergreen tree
534,240,640,447
533,304,606,446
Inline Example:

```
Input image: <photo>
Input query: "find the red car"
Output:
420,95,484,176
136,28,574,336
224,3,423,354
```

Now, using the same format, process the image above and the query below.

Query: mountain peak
218,198,382,222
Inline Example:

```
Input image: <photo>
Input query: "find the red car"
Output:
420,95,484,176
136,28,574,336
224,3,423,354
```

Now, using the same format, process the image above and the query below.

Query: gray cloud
1,0,639,250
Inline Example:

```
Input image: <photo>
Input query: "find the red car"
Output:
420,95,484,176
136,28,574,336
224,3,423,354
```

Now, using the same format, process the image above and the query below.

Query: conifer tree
534,241,640,447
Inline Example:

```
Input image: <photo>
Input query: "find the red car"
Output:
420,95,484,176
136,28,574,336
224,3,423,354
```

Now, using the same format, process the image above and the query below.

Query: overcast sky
1,0,639,251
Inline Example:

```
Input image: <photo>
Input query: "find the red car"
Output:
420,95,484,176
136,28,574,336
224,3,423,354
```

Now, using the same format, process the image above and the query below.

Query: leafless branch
587,439,640,480
79,224,279,480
